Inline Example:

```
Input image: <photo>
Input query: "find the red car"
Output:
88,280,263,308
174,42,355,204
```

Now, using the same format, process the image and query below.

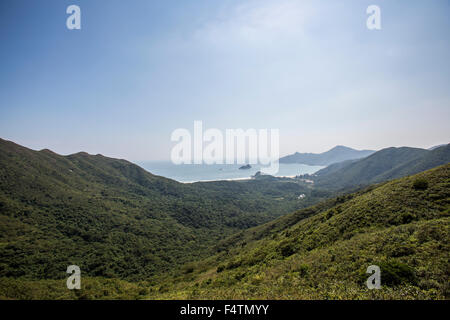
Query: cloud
194,0,316,47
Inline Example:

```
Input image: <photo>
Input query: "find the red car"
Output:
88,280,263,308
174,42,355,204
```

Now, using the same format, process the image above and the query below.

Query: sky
0,0,449,161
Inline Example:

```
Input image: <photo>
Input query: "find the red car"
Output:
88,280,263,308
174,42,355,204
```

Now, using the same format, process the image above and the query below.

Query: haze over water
138,162,323,183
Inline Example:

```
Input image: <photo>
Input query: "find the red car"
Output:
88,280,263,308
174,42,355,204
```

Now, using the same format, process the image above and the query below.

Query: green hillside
1,139,448,300
313,145,450,190
376,144,450,181
0,138,324,281
146,164,449,299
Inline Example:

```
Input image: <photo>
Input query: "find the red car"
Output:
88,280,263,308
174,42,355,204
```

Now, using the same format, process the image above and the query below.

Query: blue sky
0,0,449,161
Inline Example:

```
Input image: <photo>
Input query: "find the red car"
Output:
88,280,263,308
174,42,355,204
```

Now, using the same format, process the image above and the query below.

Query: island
239,164,252,170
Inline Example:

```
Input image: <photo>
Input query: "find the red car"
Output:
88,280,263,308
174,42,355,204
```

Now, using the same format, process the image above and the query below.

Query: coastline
181,176,254,184
137,161,323,184
180,175,300,184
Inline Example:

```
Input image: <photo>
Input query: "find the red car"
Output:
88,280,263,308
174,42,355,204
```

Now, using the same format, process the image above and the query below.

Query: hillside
279,146,375,166
146,164,450,299
313,145,450,190
0,138,328,282
1,139,448,300
376,144,450,181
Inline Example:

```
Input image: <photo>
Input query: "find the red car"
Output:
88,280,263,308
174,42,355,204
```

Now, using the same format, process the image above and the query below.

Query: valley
0,139,449,299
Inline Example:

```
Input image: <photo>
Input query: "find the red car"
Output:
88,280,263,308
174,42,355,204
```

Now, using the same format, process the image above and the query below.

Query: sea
137,161,324,183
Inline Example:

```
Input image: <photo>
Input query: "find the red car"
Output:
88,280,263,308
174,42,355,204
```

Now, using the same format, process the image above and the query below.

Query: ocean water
137,161,324,183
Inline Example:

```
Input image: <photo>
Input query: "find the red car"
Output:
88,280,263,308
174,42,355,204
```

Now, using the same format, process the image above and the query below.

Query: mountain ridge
280,145,375,166
313,144,450,190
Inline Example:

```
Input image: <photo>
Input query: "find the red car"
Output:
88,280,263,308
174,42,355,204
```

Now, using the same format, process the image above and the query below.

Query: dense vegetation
0,138,448,300
144,164,449,299
0,138,326,282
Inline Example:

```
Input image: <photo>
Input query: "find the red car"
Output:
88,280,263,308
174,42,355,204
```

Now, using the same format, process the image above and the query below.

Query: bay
138,161,324,183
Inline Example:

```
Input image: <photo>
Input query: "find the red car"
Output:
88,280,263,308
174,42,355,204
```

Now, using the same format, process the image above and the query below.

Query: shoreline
180,175,300,184
137,162,323,184
181,176,254,184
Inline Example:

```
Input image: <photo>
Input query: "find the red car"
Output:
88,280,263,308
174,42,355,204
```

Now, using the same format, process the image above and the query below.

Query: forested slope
149,165,449,299
0,138,323,281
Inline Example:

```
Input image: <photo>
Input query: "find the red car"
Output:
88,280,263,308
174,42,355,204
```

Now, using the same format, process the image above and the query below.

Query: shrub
182,264,195,274
401,212,415,224
227,260,242,270
325,209,336,220
379,260,417,286
295,264,309,277
279,242,296,257
387,244,415,257
138,288,148,296
412,178,428,190
217,265,225,273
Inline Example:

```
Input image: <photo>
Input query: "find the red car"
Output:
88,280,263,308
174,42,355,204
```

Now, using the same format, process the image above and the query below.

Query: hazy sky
1,0,449,161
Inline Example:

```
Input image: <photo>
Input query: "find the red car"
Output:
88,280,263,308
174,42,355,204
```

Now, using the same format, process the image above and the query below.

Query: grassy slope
147,164,449,299
1,138,448,299
0,138,324,282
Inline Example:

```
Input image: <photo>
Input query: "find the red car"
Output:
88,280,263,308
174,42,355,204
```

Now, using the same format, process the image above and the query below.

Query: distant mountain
429,143,448,150
314,144,450,190
279,146,375,166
